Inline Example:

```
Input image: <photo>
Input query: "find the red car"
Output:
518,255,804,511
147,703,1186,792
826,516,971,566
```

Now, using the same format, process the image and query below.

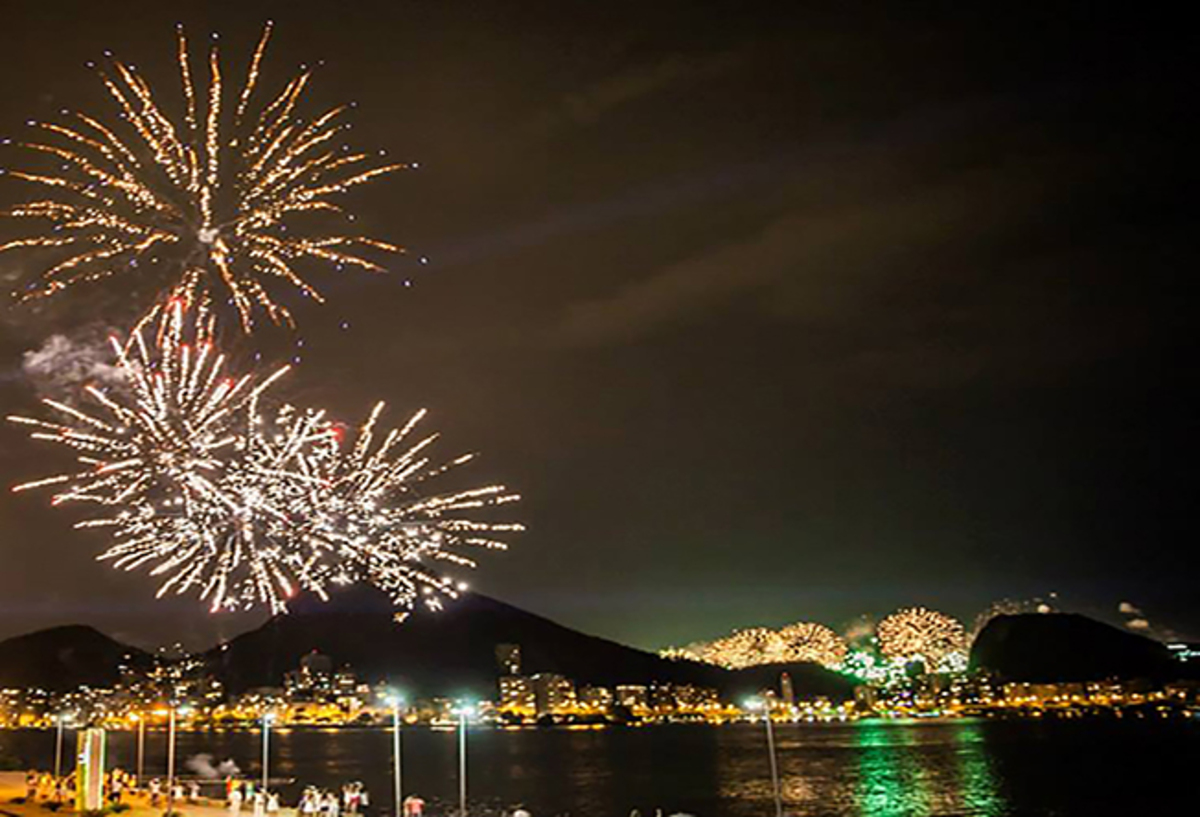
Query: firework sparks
0,22,407,331
292,402,524,611
876,606,968,663
7,303,520,614
664,621,848,669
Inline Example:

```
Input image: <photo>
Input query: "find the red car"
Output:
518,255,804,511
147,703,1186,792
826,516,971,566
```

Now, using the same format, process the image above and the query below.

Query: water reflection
854,720,1004,817
6,720,1198,817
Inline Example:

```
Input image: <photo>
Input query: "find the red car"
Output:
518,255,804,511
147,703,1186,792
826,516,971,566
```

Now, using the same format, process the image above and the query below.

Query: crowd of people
23,767,206,807
20,769,552,817
292,782,370,817
224,778,282,817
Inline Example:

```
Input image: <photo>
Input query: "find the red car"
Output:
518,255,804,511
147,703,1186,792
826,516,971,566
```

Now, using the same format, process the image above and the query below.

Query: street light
165,705,192,817
131,713,146,789
745,697,782,817
261,712,276,791
453,702,475,817
386,692,404,817
53,712,72,779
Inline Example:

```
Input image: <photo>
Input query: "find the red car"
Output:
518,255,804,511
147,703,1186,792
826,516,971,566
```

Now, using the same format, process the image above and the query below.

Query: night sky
0,2,1190,652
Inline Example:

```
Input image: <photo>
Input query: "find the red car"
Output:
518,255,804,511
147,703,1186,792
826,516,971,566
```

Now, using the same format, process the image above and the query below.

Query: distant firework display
876,606,968,663
665,621,848,669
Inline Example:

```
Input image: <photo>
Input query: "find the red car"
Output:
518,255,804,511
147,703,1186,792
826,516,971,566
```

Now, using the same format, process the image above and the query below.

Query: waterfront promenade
0,773,296,817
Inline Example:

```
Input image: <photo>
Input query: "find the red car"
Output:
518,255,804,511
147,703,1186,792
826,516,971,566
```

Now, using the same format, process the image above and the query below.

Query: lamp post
166,706,177,816
53,713,67,779
746,698,782,817
454,703,474,817
165,705,191,817
261,712,275,791
132,713,146,789
387,694,404,817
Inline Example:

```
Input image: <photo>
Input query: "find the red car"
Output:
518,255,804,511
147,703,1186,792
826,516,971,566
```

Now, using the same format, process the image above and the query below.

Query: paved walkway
0,773,296,817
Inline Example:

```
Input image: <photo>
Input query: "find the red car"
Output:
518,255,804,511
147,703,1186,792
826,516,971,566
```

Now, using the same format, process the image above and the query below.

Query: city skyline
0,1,1191,652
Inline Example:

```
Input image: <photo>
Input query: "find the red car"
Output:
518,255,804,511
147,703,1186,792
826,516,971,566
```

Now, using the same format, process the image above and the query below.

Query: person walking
267,791,280,817
229,783,244,817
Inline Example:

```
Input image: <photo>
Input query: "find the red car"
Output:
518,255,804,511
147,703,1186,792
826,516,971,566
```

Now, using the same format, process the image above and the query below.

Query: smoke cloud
185,754,240,780
21,327,126,399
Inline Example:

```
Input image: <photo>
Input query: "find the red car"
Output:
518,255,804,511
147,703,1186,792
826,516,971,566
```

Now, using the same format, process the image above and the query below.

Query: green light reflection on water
853,720,1005,817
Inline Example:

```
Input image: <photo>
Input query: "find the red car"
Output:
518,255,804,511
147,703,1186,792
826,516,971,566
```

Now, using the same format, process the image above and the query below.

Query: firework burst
276,400,524,612
7,302,520,614
1,22,407,331
665,621,848,669
876,606,967,663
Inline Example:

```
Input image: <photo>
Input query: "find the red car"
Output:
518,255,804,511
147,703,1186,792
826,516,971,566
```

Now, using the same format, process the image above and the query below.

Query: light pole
261,712,275,792
387,694,404,817
164,705,191,817
53,713,68,779
166,706,177,815
746,698,782,817
132,713,146,789
454,703,474,817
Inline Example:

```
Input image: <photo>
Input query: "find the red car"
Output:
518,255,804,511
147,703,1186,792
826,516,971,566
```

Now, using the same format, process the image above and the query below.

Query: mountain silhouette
970,613,1181,682
204,585,855,700
0,624,149,691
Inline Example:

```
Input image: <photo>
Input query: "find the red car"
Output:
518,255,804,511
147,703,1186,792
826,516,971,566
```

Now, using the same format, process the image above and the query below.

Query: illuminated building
499,676,536,716
780,673,795,707
579,686,613,713
616,685,650,713
496,644,522,675
531,673,576,717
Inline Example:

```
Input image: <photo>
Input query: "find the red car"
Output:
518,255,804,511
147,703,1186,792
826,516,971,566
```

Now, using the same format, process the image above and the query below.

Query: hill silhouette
970,613,1181,682
0,625,149,691
205,585,855,700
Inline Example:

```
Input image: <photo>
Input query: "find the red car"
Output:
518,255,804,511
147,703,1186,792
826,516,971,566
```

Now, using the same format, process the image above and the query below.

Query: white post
392,702,403,817
167,707,177,816
261,713,271,791
136,716,146,789
457,708,468,817
54,714,65,779
763,707,782,817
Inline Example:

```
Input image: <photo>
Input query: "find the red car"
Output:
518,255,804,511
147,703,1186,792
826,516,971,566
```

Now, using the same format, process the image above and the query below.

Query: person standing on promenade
401,794,425,817
266,790,280,817
299,787,317,817
229,783,244,817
